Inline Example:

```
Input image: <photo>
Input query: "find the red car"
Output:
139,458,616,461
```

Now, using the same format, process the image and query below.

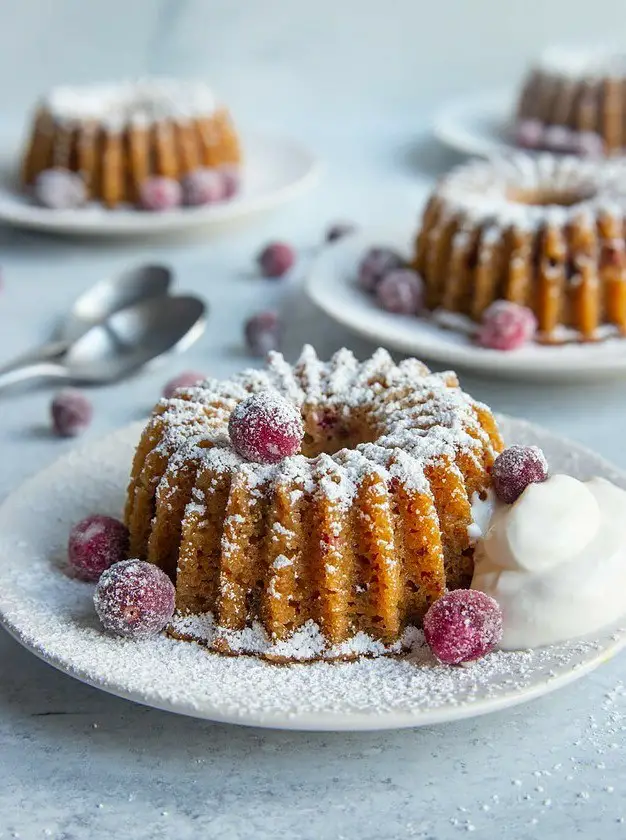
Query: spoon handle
0,340,70,375
0,361,67,394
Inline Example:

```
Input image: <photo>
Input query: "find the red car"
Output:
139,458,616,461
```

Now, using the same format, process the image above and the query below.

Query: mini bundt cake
412,154,626,343
125,346,503,661
515,47,626,155
21,79,240,207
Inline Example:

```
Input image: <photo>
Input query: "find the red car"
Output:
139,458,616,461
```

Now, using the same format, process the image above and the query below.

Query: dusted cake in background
515,47,626,155
413,154,626,343
125,346,503,661
21,79,241,207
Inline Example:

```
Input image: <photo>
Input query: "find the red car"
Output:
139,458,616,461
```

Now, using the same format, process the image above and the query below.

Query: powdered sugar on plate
0,418,625,731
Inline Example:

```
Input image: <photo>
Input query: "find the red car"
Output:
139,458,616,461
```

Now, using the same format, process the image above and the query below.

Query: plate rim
0,418,625,731
304,226,626,380
432,88,517,158
0,129,322,236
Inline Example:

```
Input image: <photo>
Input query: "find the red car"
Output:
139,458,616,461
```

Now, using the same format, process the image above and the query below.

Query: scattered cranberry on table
50,388,93,437
68,514,129,582
34,168,87,210
138,176,182,211
477,300,537,351
423,589,503,665
376,268,424,315
162,371,206,399
244,311,281,357
357,247,404,292
326,222,357,243
94,559,176,639
229,390,303,464
257,242,295,278
492,445,549,504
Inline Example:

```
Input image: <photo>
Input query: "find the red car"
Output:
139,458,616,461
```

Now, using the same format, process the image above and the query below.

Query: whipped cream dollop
471,474,626,649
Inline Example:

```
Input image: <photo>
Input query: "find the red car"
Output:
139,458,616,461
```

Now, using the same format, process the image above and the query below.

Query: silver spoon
0,294,207,392
2,263,173,372
58,263,173,344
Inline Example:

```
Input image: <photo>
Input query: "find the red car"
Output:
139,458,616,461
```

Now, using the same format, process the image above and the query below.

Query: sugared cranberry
181,168,226,206
357,247,404,293
477,300,537,350
228,391,303,464
492,444,549,504
244,311,281,357
94,559,175,639
50,388,93,437
326,222,357,243
68,514,129,582
542,125,576,154
220,166,241,199
34,168,86,209
513,119,545,150
575,131,605,158
376,268,424,315
257,242,295,278
424,589,503,665
162,370,205,399
139,176,182,211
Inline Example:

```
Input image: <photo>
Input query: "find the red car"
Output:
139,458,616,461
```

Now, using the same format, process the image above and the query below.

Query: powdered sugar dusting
436,154,626,232
147,345,497,516
44,79,218,130
1,419,625,728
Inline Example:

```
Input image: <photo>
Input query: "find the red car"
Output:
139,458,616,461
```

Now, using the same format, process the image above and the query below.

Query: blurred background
3,0,626,125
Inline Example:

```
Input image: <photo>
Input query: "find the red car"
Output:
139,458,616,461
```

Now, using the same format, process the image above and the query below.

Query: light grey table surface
2,1,626,837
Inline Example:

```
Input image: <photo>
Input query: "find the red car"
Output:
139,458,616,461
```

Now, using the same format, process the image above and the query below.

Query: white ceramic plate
433,90,518,159
0,418,625,731
305,228,626,380
0,130,321,236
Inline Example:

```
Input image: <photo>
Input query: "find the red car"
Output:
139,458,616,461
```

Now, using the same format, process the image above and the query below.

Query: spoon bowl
65,295,207,382
59,263,173,344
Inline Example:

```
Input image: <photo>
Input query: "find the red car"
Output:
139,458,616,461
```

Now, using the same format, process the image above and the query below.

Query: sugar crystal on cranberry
220,166,241,199
139,176,182,211
181,168,226,206
34,168,87,209
357,247,404,292
51,388,93,437
477,300,537,350
424,589,503,665
492,444,549,504
257,242,295,278
94,559,175,639
513,119,544,150
376,268,424,315
68,514,129,582
542,125,576,154
575,131,605,158
229,390,303,464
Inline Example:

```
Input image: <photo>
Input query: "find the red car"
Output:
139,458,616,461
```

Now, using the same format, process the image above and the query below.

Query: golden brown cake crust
413,154,626,342
125,346,503,661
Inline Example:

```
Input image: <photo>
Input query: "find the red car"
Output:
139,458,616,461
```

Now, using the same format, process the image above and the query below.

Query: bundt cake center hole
507,186,596,208
300,405,379,457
